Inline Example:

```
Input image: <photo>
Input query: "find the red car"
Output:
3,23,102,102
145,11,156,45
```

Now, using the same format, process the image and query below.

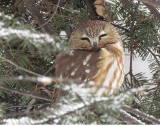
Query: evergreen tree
0,0,160,124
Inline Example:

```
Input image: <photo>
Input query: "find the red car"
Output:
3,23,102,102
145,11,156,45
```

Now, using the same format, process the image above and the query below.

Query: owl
54,20,124,100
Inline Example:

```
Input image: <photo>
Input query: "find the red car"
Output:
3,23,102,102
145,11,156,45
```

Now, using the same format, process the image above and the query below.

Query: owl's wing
55,50,100,82
53,50,100,101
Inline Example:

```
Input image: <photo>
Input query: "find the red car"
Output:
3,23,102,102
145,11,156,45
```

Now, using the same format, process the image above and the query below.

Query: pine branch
0,55,42,77
137,0,160,8
2,96,124,124
36,0,61,29
147,48,160,68
5,103,50,110
2,109,42,120
155,77,160,83
23,0,52,34
111,23,130,33
0,83,52,101
129,2,140,87
0,76,76,85
119,110,145,124
2,103,50,119
144,3,160,21
2,84,154,124
2,98,107,124
84,0,98,19
123,105,160,124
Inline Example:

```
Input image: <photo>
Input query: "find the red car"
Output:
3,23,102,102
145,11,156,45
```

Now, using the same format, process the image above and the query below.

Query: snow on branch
0,76,75,85
123,105,160,124
0,55,42,77
0,83,52,102
1,80,143,124
137,0,160,8
0,13,68,52
120,110,145,124
1,75,158,124
3,94,127,124
0,24,55,46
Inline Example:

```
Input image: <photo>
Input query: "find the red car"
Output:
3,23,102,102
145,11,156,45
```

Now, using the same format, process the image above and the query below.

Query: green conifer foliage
0,0,160,124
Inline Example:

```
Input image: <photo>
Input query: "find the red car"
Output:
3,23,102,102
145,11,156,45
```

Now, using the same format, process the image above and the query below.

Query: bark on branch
144,3,160,21
0,83,52,101
84,0,98,19
119,110,144,124
137,0,160,8
37,0,61,29
23,0,52,34
0,55,42,77
129,2,140,87
123,105,160,124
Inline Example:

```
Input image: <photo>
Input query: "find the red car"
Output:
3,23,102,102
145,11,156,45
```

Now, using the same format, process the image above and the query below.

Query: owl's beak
93,43,97,49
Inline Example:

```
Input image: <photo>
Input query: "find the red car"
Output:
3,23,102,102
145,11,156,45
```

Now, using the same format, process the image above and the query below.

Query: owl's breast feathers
55,43,124,96
55,50,100,82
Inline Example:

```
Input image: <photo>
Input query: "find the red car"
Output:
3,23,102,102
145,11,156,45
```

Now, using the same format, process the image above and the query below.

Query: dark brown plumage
56,50,100,81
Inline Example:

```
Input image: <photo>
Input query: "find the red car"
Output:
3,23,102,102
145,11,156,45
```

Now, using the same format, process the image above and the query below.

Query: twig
137,0,160,8
0,76,76,84
147,48,160,68
119,110,145,124
129,2,140,87
2,103,50,119
36,0,61,29
28,97,114,124
123,105,160,124
0,83,52,101
111,23,130,32
23,0,52,34
44,65,55,76
0,76,154,92
2,109,42,119
132,74,142,87
144,3,160,21
0,55,43,77
155,77,160,83
5,103,50,109
41,1,80,14
84,0,98,19
148,84,160,112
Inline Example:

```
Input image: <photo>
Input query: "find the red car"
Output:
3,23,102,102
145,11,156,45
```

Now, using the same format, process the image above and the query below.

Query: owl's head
69,20,123,50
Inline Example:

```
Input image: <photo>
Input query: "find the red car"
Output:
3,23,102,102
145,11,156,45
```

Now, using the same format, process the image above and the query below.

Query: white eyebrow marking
82,34,87,38
99,30,106,35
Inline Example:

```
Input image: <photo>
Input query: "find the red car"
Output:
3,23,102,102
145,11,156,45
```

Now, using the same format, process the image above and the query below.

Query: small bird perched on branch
54,20,124,100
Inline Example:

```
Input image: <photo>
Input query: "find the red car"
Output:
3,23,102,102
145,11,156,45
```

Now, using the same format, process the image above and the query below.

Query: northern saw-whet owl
55,20,124,99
